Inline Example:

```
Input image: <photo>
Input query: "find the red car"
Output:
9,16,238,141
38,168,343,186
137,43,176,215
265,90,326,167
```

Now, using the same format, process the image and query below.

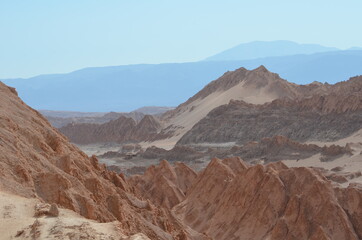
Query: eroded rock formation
129,160,197,208
132,157,362,240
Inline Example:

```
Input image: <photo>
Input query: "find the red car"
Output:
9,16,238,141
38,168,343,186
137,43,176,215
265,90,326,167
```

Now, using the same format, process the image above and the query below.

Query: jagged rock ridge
131,157,362,240
129,160,197,209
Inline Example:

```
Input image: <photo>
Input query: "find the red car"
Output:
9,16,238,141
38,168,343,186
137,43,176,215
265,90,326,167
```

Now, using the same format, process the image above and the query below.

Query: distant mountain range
204,40,339,61
2,41,362,112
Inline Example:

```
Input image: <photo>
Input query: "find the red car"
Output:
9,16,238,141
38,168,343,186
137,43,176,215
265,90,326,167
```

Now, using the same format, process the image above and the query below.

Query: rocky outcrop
132,115,163,140
59,114,162,144
141,145,205,162
0,82,196,239
34,203,59,217
173,157,362,240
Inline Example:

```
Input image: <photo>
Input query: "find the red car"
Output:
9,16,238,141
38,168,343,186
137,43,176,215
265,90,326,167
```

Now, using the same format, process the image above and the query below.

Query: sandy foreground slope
0,191,149,240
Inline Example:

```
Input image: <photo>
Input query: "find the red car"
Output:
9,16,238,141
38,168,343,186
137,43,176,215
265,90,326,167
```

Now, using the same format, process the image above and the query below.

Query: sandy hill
145,66,329,149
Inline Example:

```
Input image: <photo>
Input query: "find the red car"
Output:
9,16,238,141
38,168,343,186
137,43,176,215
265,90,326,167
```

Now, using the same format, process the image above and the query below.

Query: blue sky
0,0,361,78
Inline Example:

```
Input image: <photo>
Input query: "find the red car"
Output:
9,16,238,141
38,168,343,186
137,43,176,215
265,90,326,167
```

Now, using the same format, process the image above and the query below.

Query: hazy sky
1,0,361,78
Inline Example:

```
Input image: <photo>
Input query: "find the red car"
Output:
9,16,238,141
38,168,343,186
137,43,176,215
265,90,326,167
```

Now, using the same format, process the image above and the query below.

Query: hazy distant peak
204,40,340,61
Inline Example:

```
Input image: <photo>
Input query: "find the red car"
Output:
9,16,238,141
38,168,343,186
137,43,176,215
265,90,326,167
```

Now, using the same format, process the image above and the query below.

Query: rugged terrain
130,157,362,240
1,78,362,240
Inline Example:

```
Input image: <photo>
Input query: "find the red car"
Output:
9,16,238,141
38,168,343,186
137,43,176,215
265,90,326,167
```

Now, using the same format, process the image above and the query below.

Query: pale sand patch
283,145,362,187
0,191,137,240
0,191,36,239
139,136,180,150
169,81,276,135
76,143,121,156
